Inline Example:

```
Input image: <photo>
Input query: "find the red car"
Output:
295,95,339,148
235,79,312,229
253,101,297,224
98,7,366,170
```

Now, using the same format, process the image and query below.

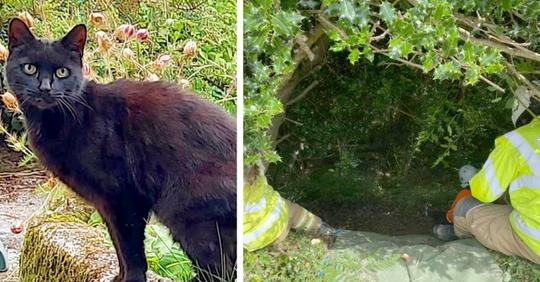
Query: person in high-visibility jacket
243,163,336,252
439,118,540,264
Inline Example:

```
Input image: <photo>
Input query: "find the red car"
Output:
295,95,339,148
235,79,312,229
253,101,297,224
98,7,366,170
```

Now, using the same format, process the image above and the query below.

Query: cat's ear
61,24,86,56
8,18,36,50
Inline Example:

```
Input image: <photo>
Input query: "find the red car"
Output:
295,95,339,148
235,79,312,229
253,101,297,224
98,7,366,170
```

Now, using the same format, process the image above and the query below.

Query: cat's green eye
55,67,70,79
22,64,37,75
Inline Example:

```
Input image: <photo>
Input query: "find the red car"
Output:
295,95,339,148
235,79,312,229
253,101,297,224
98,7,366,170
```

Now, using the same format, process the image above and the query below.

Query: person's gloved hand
318,222,338,248
446,188,472,223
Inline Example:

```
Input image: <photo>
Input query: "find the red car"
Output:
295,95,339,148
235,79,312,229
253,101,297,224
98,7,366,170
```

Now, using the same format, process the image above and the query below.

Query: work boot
432,224,457,242
318,222,338,248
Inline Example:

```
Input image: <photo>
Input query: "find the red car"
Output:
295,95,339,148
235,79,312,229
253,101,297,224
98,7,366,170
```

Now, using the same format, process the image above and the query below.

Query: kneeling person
243,164,336,252
437,119,540,264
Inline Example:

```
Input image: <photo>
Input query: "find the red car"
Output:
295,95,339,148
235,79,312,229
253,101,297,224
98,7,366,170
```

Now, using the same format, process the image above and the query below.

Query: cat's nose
39,78,52,92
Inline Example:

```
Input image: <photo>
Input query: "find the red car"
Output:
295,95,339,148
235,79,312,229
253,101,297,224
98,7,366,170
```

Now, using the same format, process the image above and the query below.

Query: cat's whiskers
19,96,31,109
50,91,83,125
57,97,81,126
54,98,69,124
64,94,93,111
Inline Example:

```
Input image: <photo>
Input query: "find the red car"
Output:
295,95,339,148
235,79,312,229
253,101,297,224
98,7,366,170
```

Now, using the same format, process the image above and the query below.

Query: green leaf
330,41,348,52
338,0,356,23
348,48,360,64
464,67,480,85
380,2,395,23
433,62,461,80
363,46,374,62
422,51,437,73
355,5,370,27
480,49,499,66
389,37,413,58
462,41,474,63
88,210,104,227
271,11,304,36
299,0,319,9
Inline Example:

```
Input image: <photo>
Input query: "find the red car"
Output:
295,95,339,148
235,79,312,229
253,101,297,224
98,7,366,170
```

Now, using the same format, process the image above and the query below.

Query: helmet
459,165,477,187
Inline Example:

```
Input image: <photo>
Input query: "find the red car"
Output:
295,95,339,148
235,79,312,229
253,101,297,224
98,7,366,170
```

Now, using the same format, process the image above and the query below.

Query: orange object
446,188,472,223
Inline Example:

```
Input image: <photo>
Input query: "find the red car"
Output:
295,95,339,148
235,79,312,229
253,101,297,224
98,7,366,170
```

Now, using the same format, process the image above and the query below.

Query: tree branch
286,80,320,106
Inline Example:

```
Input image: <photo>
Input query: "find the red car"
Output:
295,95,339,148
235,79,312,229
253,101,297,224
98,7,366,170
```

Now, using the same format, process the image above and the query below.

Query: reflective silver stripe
513,211,540,240
509,176,540,192
505,131,540,175
304,213,316,230
293,209,308,229
483,159,503,197
245,197,266,213
244,197,284,245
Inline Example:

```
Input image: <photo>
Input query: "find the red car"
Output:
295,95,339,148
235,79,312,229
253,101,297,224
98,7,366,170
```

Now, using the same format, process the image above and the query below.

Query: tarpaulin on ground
321,230,506,282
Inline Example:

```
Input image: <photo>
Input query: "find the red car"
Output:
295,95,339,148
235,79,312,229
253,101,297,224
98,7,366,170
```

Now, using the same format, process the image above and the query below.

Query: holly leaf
299,0,320,9
380,1,395,23
355,5,370,27
422,51,437,73
464,67,480,85
363,46,374,62
434,62,461,80
271,11,304,36
338,0,356,23
348,48,360,64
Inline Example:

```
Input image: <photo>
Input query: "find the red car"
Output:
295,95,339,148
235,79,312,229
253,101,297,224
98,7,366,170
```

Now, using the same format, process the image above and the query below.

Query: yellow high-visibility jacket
470,118,540,256
243,175,289,251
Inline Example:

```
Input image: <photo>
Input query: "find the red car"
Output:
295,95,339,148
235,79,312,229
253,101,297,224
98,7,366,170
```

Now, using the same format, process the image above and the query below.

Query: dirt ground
0,145,47,282
271,163,457,236
312,202,438,235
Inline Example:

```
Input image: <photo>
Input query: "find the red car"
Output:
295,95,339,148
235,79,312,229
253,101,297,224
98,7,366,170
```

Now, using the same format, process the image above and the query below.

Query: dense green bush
273,52,513,179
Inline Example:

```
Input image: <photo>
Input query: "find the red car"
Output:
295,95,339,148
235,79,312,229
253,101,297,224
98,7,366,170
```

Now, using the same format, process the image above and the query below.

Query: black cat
5,18,236,282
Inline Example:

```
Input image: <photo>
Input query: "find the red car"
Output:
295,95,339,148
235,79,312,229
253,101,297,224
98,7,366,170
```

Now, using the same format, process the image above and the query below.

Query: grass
244,232,327,282
496,254,540,282
245,227,540,282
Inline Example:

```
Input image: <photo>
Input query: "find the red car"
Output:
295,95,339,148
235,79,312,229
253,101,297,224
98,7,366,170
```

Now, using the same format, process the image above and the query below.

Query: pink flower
83,63,92,77
155,54,172,71
95,31,112,50
158,54,171,65
147,73,159,81
136,29,149,41
183,40,197,58
114,24,135,41
122,48,135,59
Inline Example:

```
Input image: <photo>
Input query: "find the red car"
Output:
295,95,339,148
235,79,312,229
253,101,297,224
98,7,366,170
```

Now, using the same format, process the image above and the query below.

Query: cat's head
5,18,87,110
